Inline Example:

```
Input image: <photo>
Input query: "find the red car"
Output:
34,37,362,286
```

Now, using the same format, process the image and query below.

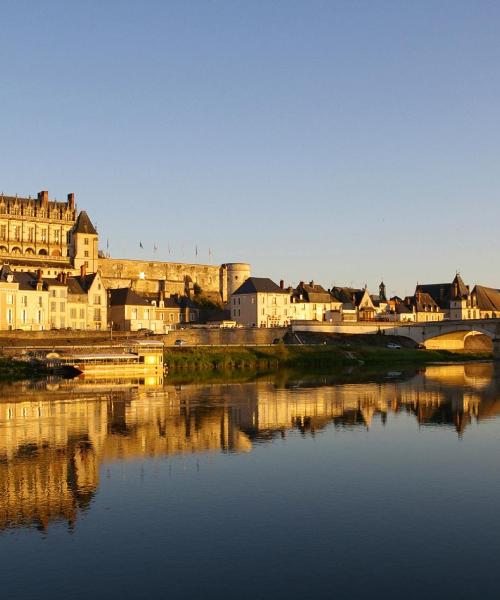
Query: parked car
174,339,187,346
386,343,402,350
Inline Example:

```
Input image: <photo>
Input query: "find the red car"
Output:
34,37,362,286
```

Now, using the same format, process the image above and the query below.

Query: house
109,288,166,332
67,270,108,330
289,281,342,323
470,285,500,319
415,274,478,320
404,292,444,322
388,297,416,323
109,288,199,332
331,286,377,321
230,277,290,327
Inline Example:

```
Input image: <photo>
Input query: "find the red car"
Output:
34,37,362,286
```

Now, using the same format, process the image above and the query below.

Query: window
14,225,21,241
38,297,43,307
21,310,27,324
40,229,47,242
54,230,60,244
60,302,65,312
6,294,13,305
84,261,89,268
84,237,89,245
51,302,56,312
84,251,89,257
79,308,85,319
1,225,7,240
94,308,101,322
6,309,13,324
131,308,138,320
21,295,27,306
28,228,34,242
70,308,77,319
94,295,101,305
144,309,150,319
51,290,57,298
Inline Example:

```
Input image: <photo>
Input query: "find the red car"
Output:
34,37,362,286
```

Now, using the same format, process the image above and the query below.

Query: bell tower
379,281,387,303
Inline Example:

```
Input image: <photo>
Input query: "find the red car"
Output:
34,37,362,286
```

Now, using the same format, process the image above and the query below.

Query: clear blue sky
1,0,499,297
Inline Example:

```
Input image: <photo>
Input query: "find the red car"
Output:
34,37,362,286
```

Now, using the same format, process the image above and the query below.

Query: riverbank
0,357,47,380
164,344,491,372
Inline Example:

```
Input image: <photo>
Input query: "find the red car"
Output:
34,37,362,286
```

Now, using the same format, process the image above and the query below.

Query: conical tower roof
74,211,97,235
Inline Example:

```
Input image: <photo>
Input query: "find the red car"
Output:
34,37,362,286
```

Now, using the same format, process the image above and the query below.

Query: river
1,363,500,599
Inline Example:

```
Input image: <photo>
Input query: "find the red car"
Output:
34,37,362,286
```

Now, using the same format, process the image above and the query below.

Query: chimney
36,269,43,291
38,190,49,206
67,193,75,210
80,264,86,278
279,279,284,289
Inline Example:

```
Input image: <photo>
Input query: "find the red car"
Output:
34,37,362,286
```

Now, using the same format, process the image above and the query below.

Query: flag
139,241,143,249
168,244,171,255
153,243,158,253
106,239,109,250
208,248,212,261
195,245,198,256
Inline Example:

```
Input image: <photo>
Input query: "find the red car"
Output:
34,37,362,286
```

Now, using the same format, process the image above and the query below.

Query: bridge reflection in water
1,362,499,532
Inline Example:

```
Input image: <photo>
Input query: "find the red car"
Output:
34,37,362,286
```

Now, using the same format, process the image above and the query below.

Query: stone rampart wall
98,257,222,297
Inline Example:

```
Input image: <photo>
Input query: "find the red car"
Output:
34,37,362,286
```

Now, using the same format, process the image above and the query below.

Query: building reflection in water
1,362,500,532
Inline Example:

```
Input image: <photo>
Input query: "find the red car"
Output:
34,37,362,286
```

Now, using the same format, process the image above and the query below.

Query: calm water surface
2,363,500,599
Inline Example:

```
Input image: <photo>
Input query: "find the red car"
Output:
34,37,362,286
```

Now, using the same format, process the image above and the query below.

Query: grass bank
0,357,46,380
164,344,491,372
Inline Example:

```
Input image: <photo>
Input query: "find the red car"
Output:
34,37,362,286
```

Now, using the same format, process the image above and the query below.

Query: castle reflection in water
1,363,499,532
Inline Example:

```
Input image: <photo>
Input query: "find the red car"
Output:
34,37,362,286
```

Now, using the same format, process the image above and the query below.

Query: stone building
416,274,479,320
0,190,250,304
0,264,107,331
231,277,290,327
109,288,200,332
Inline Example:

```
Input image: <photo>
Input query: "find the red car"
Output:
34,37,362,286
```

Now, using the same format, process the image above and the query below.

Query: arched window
38,248,48,256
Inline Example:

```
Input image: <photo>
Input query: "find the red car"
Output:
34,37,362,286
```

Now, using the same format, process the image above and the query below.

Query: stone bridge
291,319,500,356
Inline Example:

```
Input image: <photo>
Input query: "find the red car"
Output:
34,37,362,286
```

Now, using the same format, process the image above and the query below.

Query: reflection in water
1,362,499,532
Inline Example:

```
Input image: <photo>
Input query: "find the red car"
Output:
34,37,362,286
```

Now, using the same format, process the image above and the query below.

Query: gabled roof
294,282,332,304
233,277,287,295
416,274,469,308
67,273,98,295
109,287,149,306
472,285,500,312
74,211,97,235
406,292,442,312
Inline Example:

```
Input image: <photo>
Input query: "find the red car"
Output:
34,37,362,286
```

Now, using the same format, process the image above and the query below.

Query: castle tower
70,211,99,273
220,262,251,304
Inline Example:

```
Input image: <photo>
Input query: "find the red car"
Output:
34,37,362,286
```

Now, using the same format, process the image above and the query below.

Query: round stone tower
221,262,251,304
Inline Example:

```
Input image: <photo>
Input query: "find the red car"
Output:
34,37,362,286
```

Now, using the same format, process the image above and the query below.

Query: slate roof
416,274,469,308
233,277,287,295
74,211,97,235
472,285,500,312
331,287,360,305
294,282,332,303
109,287,149,306
406,292,442,312
67,274,98,295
